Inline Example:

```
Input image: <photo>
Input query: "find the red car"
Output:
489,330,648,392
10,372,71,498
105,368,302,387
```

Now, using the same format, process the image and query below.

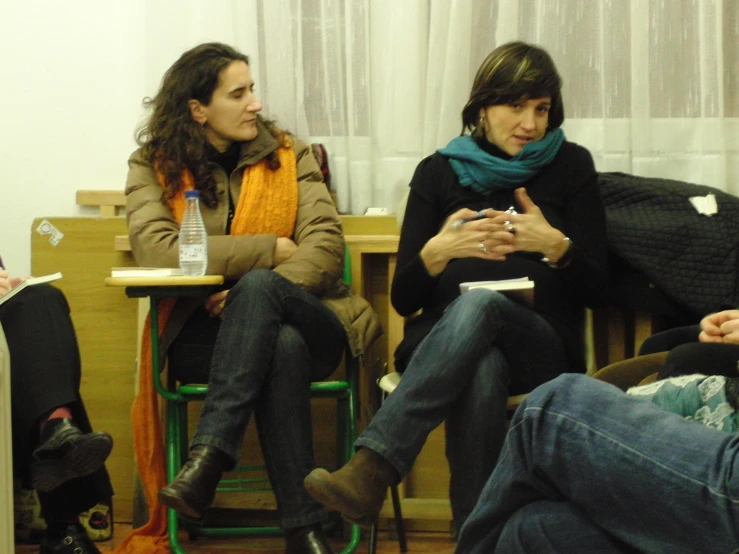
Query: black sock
44,517,80,539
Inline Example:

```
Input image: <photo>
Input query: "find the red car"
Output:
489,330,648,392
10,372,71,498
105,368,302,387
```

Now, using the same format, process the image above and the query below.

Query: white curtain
143,0,739,214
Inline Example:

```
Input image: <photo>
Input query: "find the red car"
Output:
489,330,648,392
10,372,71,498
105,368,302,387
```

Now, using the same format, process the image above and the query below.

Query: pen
451,206,517,230
451,210,488,229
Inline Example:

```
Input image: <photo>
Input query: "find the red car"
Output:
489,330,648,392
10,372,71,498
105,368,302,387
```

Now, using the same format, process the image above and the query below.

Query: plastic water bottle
179,190,208,276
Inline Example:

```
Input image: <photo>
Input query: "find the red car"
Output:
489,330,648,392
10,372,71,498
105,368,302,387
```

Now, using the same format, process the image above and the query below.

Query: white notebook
459,277,534,306
0,272,63,306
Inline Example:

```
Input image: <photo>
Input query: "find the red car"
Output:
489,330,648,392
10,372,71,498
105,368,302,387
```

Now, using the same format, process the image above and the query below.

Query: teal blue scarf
437,128,565,194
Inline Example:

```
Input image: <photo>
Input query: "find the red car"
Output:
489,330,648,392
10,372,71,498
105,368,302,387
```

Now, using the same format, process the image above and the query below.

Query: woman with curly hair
125,42,379,554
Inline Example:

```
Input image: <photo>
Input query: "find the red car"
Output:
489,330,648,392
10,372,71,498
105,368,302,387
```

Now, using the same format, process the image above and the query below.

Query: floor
14,523,457,553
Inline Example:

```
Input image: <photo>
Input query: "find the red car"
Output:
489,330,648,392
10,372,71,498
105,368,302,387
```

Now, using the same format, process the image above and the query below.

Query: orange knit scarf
114,144,297,553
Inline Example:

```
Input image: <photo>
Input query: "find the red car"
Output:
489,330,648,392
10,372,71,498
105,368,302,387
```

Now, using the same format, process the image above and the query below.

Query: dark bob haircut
461,41,564,135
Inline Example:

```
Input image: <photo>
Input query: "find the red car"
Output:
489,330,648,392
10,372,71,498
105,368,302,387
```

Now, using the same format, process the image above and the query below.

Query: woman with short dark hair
305,41,608,534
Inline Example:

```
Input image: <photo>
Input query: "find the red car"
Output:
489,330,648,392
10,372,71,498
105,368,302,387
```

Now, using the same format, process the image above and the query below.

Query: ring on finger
478,242,488,253
504,222,517,234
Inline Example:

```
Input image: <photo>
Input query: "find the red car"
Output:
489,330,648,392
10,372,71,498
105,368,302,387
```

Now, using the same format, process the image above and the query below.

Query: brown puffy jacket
125,123,380,357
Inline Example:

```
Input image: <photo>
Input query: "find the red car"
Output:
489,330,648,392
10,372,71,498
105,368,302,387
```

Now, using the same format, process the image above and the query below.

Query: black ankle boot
284,523,334,554
158,444,231,521
39,523,102,553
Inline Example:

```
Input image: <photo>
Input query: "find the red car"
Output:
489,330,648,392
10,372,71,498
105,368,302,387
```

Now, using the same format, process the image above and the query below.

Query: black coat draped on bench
599,172,739,322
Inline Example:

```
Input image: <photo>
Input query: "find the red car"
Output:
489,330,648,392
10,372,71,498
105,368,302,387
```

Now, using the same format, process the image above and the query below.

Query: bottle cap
184,190,200,198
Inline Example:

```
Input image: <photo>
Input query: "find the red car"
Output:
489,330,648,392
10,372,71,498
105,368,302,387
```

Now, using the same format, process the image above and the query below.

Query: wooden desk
105,275,225,397
105,276,228,553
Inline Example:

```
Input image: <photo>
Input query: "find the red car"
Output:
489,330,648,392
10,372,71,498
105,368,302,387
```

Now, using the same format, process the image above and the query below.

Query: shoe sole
30,433,113,492
158,488,206,523
304,471,378,529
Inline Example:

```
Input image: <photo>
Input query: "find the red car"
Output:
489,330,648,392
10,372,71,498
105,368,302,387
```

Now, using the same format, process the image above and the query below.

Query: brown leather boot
303,448,398,528
158,444,231,521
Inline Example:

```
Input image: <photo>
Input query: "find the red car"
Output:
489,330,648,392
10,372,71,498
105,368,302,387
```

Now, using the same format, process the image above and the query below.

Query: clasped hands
203,236,298,318
437,187,564,262
699,310,739,344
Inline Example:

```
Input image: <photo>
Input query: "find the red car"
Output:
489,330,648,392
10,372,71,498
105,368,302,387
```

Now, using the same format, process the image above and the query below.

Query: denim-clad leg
457,374,739,554
356,289,568,527
192,268,345,467
496,501,637,554
445,347,510,532
254,324,330,528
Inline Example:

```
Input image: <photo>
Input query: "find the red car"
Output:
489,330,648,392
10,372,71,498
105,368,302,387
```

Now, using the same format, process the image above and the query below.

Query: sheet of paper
689,194,717,216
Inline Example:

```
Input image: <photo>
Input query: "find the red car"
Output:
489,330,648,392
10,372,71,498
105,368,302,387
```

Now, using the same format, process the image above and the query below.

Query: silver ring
478,242,488,253
505,222,517,234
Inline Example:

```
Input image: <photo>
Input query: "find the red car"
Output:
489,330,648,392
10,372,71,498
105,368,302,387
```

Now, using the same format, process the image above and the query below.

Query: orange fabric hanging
114,143,296,553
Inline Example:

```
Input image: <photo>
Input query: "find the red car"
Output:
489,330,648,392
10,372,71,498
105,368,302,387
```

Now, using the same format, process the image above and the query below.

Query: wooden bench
83,189,656,367
67,189,659,529
76,190,127,217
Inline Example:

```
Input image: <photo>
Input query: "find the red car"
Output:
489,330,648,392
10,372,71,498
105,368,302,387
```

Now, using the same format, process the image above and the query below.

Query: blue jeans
458,374,739,554
356,289,569,529
190,269,346,528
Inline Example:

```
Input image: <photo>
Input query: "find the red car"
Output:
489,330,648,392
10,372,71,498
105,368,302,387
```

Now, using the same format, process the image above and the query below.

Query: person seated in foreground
1,264,114,554
456,372,739,553
595,309,739,389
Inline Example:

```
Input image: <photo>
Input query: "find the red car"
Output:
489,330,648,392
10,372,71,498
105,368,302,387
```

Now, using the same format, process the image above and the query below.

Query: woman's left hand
205,290,229,319
493,188,569,260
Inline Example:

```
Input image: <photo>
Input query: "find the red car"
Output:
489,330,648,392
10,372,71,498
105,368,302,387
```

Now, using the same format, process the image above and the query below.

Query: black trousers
1,284,113,521
639,324,739,380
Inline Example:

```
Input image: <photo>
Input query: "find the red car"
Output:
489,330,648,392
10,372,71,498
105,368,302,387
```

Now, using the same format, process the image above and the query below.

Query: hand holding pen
442,207,517,256
422,208,518,275
451,206,518,231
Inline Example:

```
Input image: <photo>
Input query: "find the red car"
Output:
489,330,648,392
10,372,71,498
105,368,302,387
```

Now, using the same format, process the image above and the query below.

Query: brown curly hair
136,42,284,208
461,41,564,136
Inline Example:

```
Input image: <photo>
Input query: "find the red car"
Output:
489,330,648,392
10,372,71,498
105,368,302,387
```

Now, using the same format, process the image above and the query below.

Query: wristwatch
541,237,573,269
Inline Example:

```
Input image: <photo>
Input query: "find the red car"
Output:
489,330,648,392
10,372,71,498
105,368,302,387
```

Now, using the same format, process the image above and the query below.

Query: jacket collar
236,117,281,168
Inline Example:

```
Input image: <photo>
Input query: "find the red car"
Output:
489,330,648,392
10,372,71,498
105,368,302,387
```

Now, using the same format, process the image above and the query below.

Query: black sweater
392,139,609,372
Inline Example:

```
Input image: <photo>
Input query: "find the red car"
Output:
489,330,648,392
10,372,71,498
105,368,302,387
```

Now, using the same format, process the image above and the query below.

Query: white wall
0,0,265,276
0,1,148,276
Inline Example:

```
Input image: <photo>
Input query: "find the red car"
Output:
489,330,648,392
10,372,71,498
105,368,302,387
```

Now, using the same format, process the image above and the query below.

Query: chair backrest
342,243,352,287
